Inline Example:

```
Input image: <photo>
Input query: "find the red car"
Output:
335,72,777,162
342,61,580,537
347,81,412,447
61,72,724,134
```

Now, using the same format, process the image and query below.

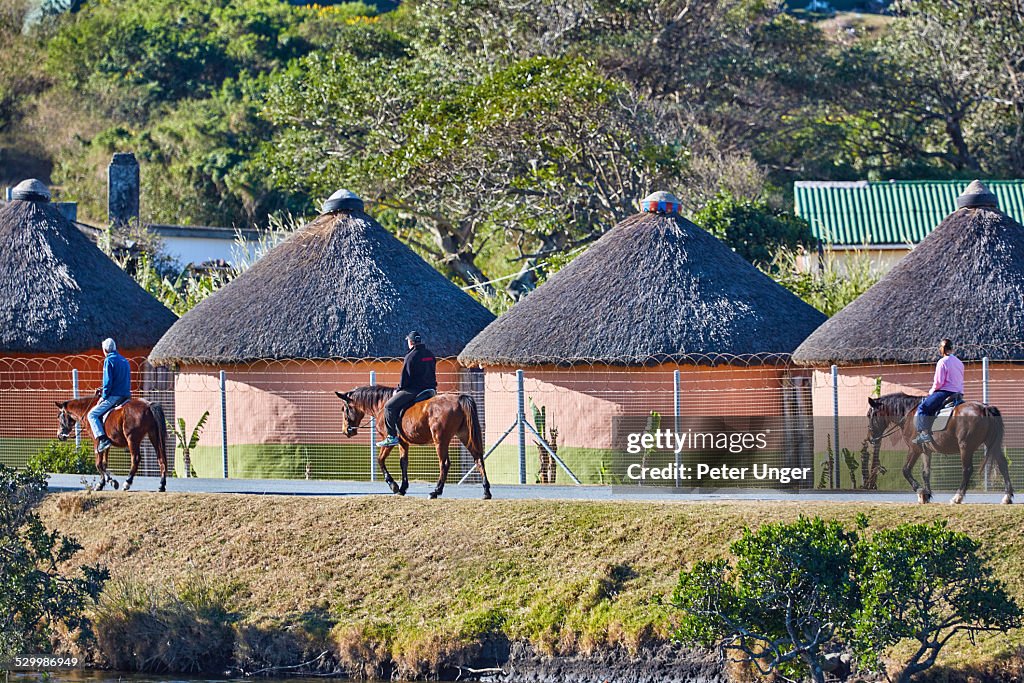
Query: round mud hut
148,190,495,480
0,179,177,466
792,181,1024,488
458,191,827,485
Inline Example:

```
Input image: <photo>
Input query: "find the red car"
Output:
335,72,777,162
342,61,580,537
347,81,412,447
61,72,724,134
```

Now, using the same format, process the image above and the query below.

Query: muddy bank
497,641,726,683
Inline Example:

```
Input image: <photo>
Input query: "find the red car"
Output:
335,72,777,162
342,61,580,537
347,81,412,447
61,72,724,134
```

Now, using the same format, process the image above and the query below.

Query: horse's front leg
102,449,119,490
398,443,410,496
93,445,106,491
902,448,928,503
920,451,933,504
378,445,400,494
430,440,450,499
951,444,974,505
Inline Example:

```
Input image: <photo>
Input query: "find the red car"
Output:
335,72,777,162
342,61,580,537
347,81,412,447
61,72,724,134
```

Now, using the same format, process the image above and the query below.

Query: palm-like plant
170,411,210,478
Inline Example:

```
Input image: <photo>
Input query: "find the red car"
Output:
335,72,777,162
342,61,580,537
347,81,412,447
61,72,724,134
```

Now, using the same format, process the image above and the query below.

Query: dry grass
38,493,1024,678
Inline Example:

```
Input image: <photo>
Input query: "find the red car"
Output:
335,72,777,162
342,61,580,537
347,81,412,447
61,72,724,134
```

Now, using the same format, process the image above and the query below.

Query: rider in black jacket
377,331,437,448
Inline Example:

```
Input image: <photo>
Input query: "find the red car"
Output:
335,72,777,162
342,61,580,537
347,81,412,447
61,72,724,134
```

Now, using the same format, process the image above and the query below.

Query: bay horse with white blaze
55,395,169,492
335,386,491,499
867,393,1013,505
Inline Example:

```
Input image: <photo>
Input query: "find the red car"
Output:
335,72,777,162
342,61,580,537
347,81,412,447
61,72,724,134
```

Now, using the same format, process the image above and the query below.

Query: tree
672,516,859,683
673,516,1022,683
854,521,1022,683
0,465,108,659
693,191,815,265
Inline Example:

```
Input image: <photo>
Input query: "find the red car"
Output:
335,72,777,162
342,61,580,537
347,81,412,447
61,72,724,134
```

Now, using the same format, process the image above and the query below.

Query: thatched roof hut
459,193,827,366
149,191,495,365
0,179,177,354
793,181,1024,365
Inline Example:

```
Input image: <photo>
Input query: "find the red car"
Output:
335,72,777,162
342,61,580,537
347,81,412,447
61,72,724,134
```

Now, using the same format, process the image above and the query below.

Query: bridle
868,410,908,445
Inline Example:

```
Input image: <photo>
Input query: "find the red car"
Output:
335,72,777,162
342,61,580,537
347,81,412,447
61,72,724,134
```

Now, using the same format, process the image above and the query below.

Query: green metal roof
794,180,1024,246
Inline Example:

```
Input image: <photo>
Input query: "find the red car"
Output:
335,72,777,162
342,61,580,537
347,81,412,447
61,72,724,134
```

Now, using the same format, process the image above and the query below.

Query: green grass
38,494,1024,678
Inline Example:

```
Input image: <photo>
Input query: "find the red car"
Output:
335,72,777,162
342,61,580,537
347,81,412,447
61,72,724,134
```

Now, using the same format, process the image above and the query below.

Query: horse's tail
982,405,1006,471
150,402,168,458
458,394,484,459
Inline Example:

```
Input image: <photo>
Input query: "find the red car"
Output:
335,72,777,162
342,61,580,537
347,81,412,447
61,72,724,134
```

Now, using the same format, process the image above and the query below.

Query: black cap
406,331,422,343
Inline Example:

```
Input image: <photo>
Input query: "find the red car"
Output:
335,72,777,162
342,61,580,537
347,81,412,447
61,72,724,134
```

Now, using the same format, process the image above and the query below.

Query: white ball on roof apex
640,191,681,215
322,188,365,214
11,179,51,203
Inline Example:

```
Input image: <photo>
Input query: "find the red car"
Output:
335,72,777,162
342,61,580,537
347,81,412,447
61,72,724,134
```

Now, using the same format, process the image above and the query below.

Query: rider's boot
96,436,113,452
913,430,933,445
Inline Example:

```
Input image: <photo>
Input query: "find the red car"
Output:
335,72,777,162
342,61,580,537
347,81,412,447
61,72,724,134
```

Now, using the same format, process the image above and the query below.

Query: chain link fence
2,352,1022,492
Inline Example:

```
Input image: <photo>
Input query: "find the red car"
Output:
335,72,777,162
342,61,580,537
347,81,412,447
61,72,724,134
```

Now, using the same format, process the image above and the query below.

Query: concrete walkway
45,473,1014,504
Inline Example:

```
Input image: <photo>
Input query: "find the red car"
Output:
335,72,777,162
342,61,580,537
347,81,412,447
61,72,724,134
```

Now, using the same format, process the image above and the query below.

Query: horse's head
335,391,364,437
54,401,76,441
866,396,892,444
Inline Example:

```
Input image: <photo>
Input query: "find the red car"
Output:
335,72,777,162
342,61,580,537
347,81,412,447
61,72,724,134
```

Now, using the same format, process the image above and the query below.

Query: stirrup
913,431,933,445
96,438,113,453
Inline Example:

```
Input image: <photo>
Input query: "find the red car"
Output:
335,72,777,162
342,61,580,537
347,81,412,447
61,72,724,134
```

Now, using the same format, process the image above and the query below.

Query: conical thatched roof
458,201,827,366
0,188,177,354
149,200,495,364
793,181,1024,365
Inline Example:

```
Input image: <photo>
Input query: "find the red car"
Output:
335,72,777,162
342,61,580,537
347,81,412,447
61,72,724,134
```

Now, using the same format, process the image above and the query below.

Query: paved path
45,474,1014,504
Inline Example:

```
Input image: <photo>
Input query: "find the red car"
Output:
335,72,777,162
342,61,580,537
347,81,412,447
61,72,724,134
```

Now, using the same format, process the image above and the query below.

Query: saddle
396,389,436,430
932,393,964,433
100,396,131,421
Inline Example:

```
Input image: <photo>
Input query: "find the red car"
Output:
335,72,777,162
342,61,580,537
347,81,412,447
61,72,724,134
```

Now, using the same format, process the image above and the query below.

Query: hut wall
0,349,153,467
172,359,466,480
478,363,795,485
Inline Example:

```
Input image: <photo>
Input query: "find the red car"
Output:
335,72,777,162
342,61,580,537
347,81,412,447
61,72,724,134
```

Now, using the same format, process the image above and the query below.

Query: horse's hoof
429,491,440,499
917,490,928,504
96,481,105,492
482,490,492,500
159,486,166,493
1003,494,1013,505
399,483,409,495
950,493,964,505
112,480,120,490
386,480,400,494
123,483,131,491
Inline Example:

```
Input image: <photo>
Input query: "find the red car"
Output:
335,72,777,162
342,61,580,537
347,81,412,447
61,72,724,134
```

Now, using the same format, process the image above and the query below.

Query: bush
694,191,817,266
27,440,98,474
0,465,108,660
672,516,1021,683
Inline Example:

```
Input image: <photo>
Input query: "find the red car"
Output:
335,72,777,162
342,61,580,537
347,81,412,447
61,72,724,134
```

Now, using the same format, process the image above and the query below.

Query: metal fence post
72,369,81,448
517,369,527,485
219,370,228,479
369,370,377,482
831,364,840,489
673,369,681,487
983,356,990,491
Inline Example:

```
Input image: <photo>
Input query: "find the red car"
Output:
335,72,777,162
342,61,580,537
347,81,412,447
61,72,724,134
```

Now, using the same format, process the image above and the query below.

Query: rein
870,412,909,444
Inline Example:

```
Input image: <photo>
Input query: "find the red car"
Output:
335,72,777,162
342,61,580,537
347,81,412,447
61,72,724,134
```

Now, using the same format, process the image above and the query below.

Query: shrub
27,440,98,474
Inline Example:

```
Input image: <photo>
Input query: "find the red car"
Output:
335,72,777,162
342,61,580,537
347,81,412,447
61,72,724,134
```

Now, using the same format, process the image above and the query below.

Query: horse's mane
875,392,925,415
349,385,397,409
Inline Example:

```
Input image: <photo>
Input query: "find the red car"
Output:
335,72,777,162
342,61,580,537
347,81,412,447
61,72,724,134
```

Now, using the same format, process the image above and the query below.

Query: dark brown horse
335,386,491,499
867,393,1013,505
55,395,169,492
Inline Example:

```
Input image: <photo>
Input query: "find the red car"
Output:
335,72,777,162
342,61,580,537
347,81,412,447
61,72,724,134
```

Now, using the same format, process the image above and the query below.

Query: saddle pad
932,404,956,433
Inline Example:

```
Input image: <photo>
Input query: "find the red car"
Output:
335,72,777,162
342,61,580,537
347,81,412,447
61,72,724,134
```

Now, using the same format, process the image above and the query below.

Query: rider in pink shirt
915,338,965,444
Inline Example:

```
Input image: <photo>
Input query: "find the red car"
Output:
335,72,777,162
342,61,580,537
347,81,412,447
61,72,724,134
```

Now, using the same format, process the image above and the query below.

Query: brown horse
867,393,1013,505
335,386,491,499
55,395,169,492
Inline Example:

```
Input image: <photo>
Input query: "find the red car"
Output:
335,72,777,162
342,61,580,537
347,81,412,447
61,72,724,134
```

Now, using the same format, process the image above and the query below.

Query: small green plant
842,447,859,489
529,399,556,484
818,434,834,489
170,411,210,478
27,440,98,474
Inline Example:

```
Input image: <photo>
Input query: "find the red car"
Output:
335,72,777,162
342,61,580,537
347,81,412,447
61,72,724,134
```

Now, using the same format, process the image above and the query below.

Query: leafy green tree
694,191,815,265
171,411,210,478
0,465,108,659
673,516,859,683
26,441,97,475
854,521,1022,683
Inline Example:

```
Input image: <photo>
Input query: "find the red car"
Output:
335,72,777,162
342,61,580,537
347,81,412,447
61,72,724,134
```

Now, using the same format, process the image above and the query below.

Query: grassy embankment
39,494,1024,680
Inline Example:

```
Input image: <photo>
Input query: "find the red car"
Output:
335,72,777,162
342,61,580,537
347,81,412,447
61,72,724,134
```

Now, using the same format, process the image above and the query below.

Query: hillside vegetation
2,0,1022,295
38,493,1024,679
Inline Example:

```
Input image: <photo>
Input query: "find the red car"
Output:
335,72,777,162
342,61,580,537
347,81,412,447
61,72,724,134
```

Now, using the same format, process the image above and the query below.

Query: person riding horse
376,331,437,449
914,338,964,445
89,338,131,453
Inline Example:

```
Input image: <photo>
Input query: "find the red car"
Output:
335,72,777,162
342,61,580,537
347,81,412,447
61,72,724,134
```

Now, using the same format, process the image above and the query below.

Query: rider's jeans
915,390,957,432
88,396,128,439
